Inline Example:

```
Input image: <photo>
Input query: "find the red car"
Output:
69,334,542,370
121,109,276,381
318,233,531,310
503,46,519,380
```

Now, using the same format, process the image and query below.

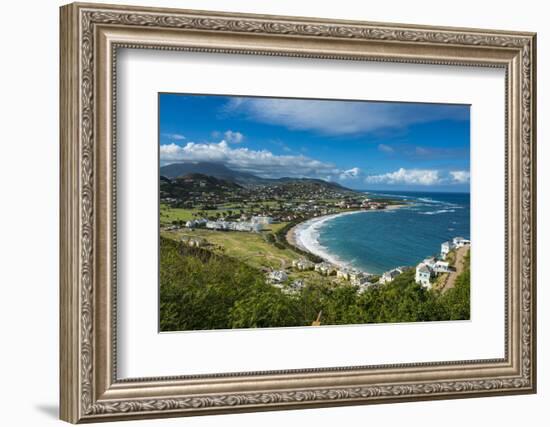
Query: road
441,245,469,293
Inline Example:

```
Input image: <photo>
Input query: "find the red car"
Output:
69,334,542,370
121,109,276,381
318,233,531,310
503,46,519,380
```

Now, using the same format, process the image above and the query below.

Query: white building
292,259,314,271
251,216,273,225
350,271,374,286
433,260,451,273
205,220,225,230
379,268,402,284
442,237,471,259
441,241,452,259
267,270,288,284
205,219,261,233
453,236,471,247
415,263,433,288
315,262,335,276
422,257,437,269
336,269,351,280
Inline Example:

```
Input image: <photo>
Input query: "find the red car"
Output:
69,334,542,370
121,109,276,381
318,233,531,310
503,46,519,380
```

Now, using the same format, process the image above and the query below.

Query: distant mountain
160,162,269,186
275,177,348,190
160,162,354,191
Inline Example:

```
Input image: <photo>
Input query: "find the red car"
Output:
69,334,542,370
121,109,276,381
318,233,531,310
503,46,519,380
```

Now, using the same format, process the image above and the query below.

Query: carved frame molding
60,2,536,423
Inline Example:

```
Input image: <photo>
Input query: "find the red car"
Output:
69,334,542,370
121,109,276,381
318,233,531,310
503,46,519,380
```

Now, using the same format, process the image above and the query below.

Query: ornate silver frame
60,2,537,423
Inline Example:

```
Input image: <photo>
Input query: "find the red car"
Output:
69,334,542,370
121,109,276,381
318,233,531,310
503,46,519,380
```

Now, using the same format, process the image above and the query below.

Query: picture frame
59,2,537,423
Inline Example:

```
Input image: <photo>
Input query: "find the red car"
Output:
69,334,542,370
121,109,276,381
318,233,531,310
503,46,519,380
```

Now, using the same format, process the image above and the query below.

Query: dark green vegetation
439,250,471,320
160,237,471,331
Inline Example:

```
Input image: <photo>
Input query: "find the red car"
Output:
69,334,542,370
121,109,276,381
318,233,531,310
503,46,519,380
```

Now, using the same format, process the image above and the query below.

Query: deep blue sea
317,191,470,274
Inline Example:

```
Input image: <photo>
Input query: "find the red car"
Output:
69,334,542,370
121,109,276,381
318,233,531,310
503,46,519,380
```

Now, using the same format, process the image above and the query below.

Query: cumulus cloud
162,133,186,141
450,170,470,183
222,97,469,136
339,167,361,180
223,130,244,144
365,168,442,186
365,168,471,186
160,141,340,179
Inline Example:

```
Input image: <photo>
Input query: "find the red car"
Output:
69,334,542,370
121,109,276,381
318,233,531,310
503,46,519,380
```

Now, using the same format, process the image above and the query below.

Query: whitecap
419,209,456,215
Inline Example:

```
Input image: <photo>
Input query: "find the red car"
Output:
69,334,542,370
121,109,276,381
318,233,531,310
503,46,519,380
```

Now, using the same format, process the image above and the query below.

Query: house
441,241,452,259
379,268,402,284
453,236,471,247
292,259,314,271
433,260,451,273
350,271,374,286
315,262,336,276
422,257,437,270
205,220,222,230
442,237,471,259
267,270,288,284
251,216,273,225
415,263,433,288
205,219,261,233
336,269,351,280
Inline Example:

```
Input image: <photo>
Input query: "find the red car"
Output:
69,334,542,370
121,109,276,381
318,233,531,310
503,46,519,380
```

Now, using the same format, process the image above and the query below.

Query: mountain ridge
160,161,351,190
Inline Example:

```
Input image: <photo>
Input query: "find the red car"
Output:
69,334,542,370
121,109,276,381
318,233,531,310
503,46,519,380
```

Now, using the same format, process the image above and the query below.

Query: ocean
297,191,470,275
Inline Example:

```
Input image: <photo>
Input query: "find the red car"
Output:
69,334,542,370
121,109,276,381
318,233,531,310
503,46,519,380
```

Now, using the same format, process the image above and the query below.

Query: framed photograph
60,2,537,423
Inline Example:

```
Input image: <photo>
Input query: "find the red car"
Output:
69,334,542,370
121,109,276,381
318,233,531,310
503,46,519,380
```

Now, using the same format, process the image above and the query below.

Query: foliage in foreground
160,237,470,331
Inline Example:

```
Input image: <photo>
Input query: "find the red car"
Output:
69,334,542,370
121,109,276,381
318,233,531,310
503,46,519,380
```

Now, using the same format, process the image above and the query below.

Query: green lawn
162,227,301,270
160,206,202,224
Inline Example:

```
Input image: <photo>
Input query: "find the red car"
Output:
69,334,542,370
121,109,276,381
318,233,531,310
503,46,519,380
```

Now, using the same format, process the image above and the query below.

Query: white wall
0,0,546,426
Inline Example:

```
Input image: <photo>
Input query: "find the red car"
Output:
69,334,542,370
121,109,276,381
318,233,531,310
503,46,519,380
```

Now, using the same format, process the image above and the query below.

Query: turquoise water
317,191,470,274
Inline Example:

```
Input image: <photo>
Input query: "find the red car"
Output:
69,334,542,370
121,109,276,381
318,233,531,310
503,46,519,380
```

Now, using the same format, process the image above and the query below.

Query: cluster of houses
271,235,472,294
414,257,451,289
185,215,273,233
414,236,471,289
266,270,305,294
336,198,388,210
441,236,471,258
265,258,379,294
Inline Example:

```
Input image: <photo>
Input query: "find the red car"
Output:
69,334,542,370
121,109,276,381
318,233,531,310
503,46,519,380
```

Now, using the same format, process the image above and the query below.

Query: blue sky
159,93,470,192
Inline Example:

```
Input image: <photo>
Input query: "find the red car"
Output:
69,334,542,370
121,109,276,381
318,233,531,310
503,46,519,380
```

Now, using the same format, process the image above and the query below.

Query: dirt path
441,245,469,293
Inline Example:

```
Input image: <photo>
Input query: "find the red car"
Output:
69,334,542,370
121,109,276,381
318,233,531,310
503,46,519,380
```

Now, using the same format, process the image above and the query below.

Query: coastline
286,204,406,272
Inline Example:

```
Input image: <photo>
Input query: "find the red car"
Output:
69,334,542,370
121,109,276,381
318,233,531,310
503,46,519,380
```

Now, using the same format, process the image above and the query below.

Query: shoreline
286,204,407,272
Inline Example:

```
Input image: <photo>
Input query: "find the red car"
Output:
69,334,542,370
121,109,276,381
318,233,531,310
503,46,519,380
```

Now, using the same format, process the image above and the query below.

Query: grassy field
162,226,302,271
160,205,203,223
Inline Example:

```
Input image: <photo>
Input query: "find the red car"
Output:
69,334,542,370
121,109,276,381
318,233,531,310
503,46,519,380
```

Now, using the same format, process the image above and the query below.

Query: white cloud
339,167,361,180
222,98,469,136
223,130,244,144
365,168,442,186
162,133,186,141
378,144,395,153
160,141,340,179
450,170,470,183
365,168,471,186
